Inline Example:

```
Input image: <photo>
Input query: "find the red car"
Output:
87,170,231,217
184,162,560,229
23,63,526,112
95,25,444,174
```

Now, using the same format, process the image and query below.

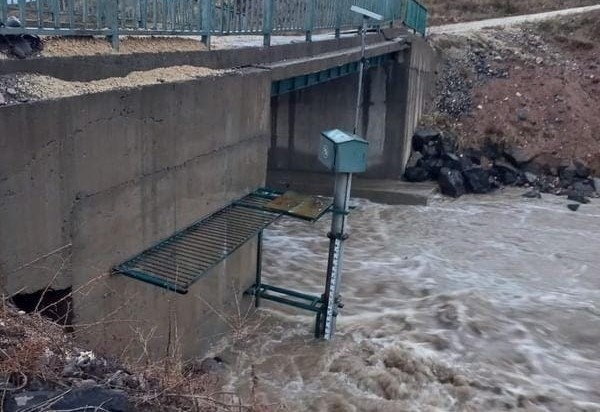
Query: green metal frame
246,230,326,338
114,188,332,294
271,54,393,96
403,0,427,34
114,188,282,293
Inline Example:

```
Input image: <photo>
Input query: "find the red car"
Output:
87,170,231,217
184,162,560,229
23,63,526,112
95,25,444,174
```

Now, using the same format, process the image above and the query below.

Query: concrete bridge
0,30,436,358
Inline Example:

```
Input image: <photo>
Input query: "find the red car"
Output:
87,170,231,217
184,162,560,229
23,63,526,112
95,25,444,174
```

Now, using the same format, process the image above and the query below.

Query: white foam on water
214,190,600,411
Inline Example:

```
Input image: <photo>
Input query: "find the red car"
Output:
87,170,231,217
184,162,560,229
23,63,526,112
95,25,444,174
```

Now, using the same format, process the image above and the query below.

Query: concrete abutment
0,35,436,360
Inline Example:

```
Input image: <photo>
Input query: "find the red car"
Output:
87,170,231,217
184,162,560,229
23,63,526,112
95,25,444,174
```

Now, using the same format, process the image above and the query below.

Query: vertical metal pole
110,0,120,49
262,0,272,46
305,0,314,42
320,172,352,340
333,0,342,38
52,0,59,28
68,0,74,28
152,0,157,29
18,0,25,26
96,0,102,29
82,0,88,28
0,0,6,27
201,0,211,49
255,230,263,307
140,0,147,29
353,15,367,135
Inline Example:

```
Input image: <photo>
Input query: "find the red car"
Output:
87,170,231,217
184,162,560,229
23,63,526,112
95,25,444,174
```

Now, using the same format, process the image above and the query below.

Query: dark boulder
413,129,440,152
567,204,580,212
463,167,491,194
442,152,461,170
524,172,538,184
504,146,535,167
522,189,541,199
437,132,458,155
418,157,444,178
527,153,562,175
406,151,423,168
573,159,590,178
536,177,554,193
404,166,430,182
514,173,528,187
559,164,577,186
422,142,439,157
490,177,502,190
482,141,503,161
572,180,595,197
463,148,483,165
442,152,472,172
567,191,590,204
438,168,465,198
458,154,473,171
494,161,521,185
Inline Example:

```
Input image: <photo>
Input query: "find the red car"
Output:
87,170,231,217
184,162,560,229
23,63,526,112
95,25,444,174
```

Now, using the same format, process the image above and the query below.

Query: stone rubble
405,128,600,207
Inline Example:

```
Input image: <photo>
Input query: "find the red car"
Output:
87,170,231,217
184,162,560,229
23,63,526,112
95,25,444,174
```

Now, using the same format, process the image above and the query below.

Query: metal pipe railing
0,0,427,50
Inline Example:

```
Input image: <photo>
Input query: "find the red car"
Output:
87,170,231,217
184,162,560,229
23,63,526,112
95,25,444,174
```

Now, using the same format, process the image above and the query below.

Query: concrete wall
269,66,388,177
393,36,438,176
268,38,437,180
0,68,270,358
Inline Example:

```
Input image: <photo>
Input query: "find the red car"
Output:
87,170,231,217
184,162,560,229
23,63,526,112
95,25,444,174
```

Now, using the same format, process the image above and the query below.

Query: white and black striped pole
321,171,352,340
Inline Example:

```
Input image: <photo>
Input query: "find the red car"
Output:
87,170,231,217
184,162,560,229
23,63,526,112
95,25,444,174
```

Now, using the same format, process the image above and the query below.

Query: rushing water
215,189,600,411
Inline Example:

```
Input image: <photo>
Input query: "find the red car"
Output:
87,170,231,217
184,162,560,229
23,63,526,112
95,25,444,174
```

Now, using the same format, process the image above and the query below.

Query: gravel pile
0,65,224,105
42,36,207,57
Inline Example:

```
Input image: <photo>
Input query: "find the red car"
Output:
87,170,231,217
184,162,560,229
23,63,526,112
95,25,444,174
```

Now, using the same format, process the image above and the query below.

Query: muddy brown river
214,189,600,411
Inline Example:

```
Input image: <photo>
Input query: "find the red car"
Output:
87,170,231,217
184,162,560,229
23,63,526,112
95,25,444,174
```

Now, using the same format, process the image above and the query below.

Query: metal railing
0,0,427,49
402,0,426,34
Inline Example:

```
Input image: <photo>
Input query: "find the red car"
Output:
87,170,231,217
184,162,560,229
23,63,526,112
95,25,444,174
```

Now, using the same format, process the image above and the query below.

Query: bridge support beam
268,37,437,181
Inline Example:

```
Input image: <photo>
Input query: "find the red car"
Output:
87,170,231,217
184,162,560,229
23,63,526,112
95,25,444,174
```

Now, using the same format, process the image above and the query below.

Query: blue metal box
319,129,369,173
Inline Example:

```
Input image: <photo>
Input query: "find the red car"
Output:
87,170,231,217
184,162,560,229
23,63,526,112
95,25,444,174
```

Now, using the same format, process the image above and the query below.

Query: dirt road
428,4,600,34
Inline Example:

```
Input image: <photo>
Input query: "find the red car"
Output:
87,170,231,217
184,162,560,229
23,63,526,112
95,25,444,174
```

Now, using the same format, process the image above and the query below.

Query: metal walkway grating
114,189,332,294
115,197,280,294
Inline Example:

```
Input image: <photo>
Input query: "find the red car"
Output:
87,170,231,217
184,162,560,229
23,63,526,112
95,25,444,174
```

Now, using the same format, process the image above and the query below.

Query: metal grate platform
114,189,332,294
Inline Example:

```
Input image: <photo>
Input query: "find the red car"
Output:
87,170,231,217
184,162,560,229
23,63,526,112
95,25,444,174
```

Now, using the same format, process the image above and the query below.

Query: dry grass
425,0,600,25
0,300,68,390
0,238,281,411
0,255,280,412
0,292,282,411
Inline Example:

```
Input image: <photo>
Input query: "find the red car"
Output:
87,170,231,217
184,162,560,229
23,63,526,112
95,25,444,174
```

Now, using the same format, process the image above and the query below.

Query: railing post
0,0,6,27
52,0,60,28
263,0,273,46
140,0,147,29
18,0,25,26
201,0,212,49
111,0,120,50
305,0,315,42
385,0,393,27
334,0,342,38
0,0,6,26
68,0,75,28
